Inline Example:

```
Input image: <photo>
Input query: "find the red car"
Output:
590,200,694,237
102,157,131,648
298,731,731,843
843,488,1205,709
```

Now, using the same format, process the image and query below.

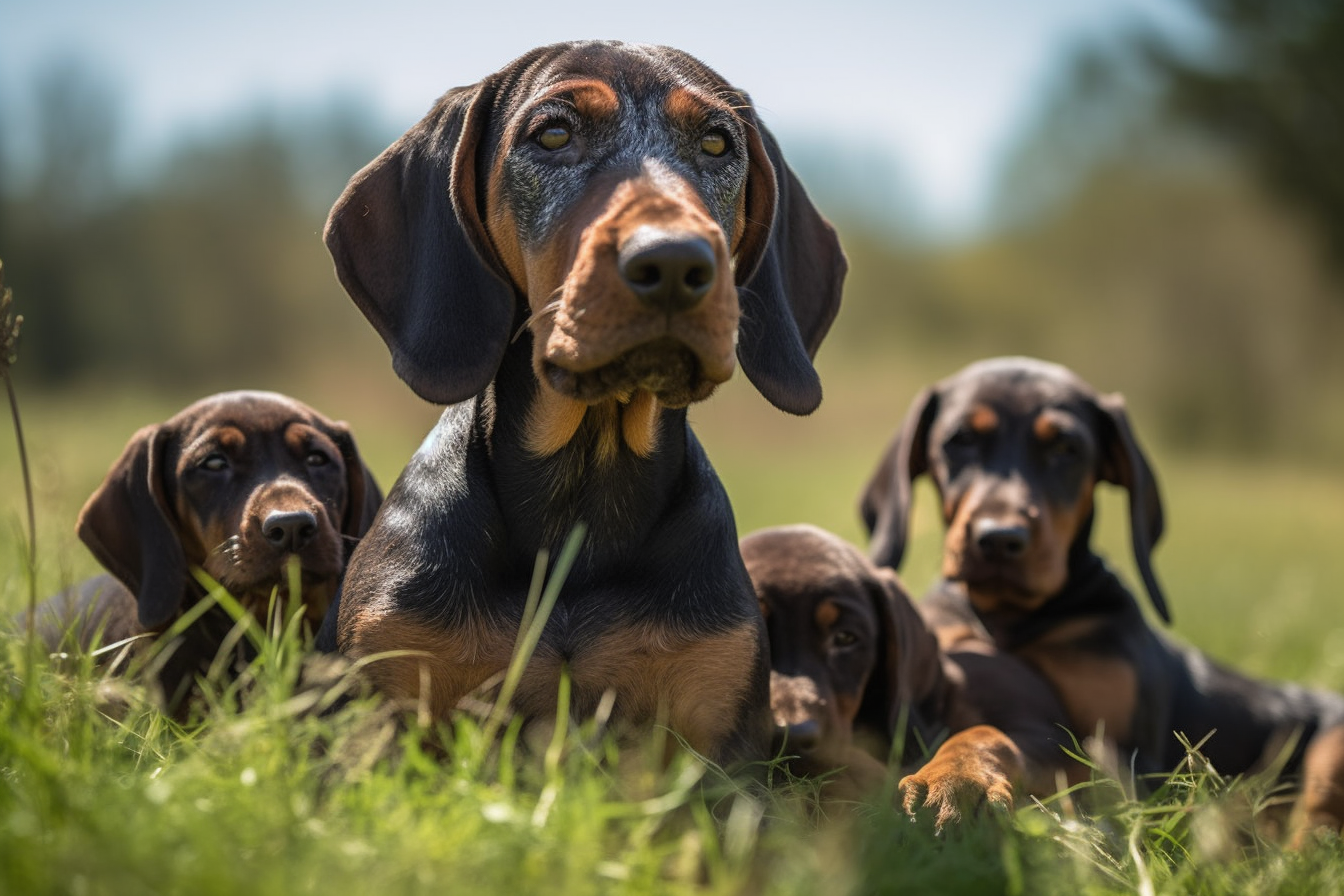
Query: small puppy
861,356,1344,844
31,391,381,710
742,524,1070,825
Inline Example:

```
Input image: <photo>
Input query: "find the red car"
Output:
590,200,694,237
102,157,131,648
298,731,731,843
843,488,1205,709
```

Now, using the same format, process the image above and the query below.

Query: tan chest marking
348,611,758,755
1016,618,1136,746
570,621,759,756
347,612,543,720
932,623,991,654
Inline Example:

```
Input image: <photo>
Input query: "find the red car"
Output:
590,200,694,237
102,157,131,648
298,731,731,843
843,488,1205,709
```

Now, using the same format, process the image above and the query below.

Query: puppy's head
325,41,845,457
860,357,1168,622
741,525,948,768
77,391,383,629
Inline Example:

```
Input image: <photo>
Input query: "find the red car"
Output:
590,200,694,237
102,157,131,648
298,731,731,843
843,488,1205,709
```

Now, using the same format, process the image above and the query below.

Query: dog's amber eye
306,451,330,467
200,453,228,472
830,630,858,648
700,130,728,157
537,125,571,151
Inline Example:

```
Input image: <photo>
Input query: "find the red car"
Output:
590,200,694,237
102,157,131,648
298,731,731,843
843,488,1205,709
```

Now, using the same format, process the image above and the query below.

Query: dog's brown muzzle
530,176,740,407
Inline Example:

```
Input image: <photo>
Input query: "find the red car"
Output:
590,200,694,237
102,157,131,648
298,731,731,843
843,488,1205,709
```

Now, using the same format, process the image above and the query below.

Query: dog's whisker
512,295,564,344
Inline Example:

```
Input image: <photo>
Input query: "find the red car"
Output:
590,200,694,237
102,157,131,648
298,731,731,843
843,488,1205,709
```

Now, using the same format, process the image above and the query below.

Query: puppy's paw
898,725,1021,831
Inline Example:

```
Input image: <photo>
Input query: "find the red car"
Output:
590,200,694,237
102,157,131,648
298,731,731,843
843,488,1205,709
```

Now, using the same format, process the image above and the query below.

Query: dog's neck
482,337,696,565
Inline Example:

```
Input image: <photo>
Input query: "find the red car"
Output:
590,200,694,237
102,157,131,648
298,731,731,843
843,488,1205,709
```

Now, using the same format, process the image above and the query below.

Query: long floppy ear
1095,391,1170,624
324,421,384,542
861,386,939,570
734,113,846,416
859,568,947,762
323,82,516,405
76,424,188,630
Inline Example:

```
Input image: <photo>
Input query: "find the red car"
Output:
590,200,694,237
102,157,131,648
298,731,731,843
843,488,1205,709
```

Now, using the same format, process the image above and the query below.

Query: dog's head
325,41,845,456
77,391,383,630
860,357,1168,621
741,524,950,767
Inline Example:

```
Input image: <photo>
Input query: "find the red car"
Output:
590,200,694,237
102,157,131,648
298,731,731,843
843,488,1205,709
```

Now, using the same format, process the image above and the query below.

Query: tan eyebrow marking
665,86,730,126
969,405,999,433
814,599,840,629
540,79,619,119
1034,413,1061,442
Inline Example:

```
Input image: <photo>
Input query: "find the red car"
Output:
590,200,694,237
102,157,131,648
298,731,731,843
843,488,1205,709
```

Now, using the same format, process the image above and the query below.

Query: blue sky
1,0,1198,232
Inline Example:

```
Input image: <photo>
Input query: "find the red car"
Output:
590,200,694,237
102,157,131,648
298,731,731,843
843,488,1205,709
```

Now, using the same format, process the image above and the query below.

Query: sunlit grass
6,602,1344,896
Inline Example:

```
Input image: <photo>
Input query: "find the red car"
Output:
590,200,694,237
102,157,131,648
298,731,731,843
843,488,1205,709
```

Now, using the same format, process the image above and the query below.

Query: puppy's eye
947,427,977,450
537,124,571,151
700,130,729,157
1046,438,1082,463
830,630,858,649
200,453,228,472
306,451,330,467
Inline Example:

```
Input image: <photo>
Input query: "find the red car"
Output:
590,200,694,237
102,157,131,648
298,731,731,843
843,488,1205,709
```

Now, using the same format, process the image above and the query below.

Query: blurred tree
0,59,123,383
0,61,390,390
1145,0,1344,273
976,18,1344,462
0,93,9,256
29,57,122,226
991,44,1148,231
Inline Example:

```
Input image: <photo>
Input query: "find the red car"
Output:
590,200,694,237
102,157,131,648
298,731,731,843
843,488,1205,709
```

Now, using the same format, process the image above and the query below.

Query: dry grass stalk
0,258,37,642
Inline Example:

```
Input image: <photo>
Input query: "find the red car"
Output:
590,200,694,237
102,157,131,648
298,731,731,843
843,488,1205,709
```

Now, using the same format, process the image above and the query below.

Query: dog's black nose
973,519,1030,561
262,510,318,553
781,719,821,754
618,228,716,313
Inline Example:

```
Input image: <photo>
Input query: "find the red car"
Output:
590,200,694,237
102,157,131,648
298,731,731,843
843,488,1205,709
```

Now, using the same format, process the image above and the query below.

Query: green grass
3,361,1344,894
5,612,1344,896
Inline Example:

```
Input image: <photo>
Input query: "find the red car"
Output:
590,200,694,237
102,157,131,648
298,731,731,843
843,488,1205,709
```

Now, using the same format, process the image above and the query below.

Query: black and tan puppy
742,524,1062,825
861,356,1344,843
318,42,845,764
32,391,381,710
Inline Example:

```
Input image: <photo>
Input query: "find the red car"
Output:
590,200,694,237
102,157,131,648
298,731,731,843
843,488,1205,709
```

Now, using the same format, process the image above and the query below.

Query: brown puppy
32,391,381,711
742,524,1062,826
861,356,1344,844
318,42,844,765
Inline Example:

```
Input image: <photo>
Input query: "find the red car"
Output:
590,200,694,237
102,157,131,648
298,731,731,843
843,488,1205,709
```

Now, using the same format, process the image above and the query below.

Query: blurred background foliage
3,2,1342,469
0,0,1341,470
0,58,390,393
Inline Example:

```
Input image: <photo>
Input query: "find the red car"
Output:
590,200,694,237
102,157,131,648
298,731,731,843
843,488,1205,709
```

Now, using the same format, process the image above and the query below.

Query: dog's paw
897,725,1020,831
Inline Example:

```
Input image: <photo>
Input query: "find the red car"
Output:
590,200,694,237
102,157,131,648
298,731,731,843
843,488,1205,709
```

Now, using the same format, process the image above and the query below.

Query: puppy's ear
76,425,188,630
1095,392,1170,624
861,386,939,570
324,421,384,543
733,110,846,416
324,80,515,406
858,568,947,763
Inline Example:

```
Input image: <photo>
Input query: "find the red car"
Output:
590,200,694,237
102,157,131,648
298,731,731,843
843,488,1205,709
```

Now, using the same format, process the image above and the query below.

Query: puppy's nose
262,510,318,553
973,519,1030,561
780,719,821,754
618,228,716,313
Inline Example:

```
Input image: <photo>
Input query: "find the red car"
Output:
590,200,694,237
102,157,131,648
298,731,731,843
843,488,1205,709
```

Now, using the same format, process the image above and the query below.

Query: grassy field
3,355,1344,895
